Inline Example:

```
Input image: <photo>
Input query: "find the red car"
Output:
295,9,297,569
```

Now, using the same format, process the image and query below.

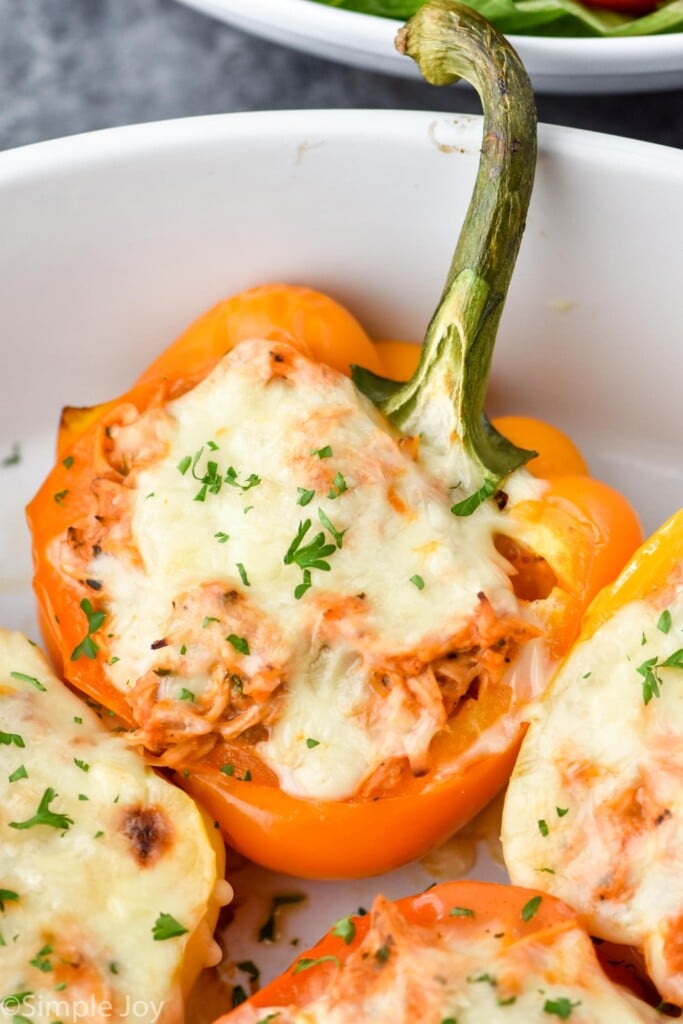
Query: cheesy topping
502,583,683,1004
226,894,661,1023
0,629,226,1024
66,339,548,800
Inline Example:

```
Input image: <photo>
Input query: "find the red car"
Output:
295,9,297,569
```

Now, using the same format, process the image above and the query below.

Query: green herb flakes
226,634,250,655
331,915,356,944
10,671,46,692
152,913,188,941
521,895,542,921
9,788,74,832
293,955,341,974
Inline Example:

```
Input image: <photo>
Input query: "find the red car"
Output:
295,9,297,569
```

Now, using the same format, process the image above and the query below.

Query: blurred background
0,0,681,151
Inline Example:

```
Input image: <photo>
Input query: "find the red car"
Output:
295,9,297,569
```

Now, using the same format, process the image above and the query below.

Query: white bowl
1,108,682,985
176,0,683,94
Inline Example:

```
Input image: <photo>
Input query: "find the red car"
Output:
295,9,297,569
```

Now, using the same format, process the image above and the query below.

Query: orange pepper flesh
28,284,643,879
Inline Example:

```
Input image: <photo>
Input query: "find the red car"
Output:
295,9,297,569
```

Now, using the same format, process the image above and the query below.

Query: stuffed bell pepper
213,881,663,1023
27,0,640,878
503,508,683,1007
0,629,229,1023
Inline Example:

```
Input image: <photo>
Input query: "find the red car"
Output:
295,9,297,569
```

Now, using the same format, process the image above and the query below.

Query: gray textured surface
0,0,682,151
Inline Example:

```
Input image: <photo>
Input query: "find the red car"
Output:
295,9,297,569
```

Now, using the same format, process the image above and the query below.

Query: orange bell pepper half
27,2,641,880
214,880,661,1022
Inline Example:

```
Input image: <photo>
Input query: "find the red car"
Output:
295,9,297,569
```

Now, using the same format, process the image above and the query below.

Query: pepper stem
352,0,537,491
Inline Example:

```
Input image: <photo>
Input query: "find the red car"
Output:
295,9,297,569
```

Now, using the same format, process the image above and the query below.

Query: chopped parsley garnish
328,472,347,499
226,634,250,656
451,477,498,517
219,764,251,781
231,986,247,1008
468,972,496,985
410,574,425,590
1,992,32,1008
258,894,306,943
1,443,21,467
318,508,346,549
310,446,333,459
521,895,542,921
293,954,341,974
0,890,19,911
449,906,475,918
152,913,188,941
305,738,320,749
178,688,195,702
178,445,260,501
498,996,517,1006
285,519,336,571
237,960,260,983
236,563,251,587
543,997,579,1018
179,645,187,656
256,1016,280,1024
9,788,74,831
556,806,569,817
214,532,230,543
297,487,315,507
8,765,28,783
202,616,220,628
538,819,549,837
0,732,25,749
71,598,105,661
375,944,390,963
10,671,46,692
294,569,312,601
638,649,683,705
73,758,90,773
53,490,69,505
657,609,672,634
73,716,82,725
225,466,261,492
29,944,53,972
284,517,340,598
331,915,356,944
62,455,74,469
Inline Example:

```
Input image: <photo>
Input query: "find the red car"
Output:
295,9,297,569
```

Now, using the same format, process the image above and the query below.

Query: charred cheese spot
120,805,172,866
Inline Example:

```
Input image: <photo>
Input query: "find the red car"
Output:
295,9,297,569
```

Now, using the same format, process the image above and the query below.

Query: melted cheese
0,630,226,1024
225,897,661,1023
502,585,683,1003
91,338,545,800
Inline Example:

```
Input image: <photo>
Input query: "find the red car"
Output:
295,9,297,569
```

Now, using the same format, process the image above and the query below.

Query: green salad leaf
310,0,683,37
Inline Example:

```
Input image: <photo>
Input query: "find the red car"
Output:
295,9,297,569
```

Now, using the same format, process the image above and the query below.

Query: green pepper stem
352,0,537,491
